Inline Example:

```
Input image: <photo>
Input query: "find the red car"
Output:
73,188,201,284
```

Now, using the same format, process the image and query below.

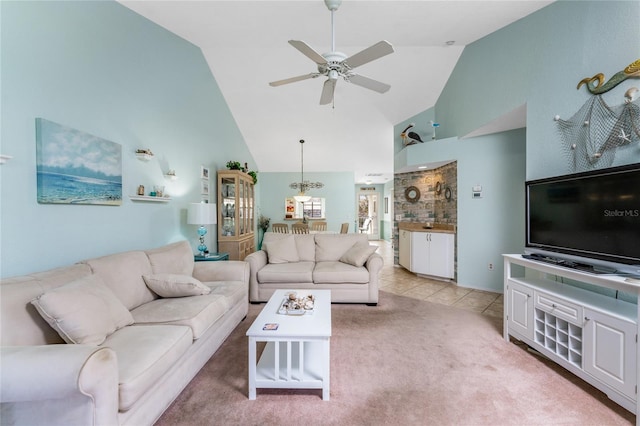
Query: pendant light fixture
290,139,323,202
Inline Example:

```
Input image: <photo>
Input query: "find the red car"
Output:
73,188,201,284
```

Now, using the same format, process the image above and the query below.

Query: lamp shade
294,194,311,203
187,203,217,225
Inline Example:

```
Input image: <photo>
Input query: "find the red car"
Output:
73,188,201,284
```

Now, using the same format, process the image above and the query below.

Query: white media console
503,254,640,420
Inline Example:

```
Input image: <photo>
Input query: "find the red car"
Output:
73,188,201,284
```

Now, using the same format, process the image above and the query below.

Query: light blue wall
393,0,638,292
257,172,355,234
395,132,526,292
436,0,640,179
0,1,255,277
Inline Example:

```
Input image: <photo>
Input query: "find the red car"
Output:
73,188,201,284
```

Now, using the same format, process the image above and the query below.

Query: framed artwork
36,118,122,205
384,197,389,214
201,180,209,195
201,166,210,180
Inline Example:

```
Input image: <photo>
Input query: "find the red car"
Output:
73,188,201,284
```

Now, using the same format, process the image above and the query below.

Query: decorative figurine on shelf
400,123,424,146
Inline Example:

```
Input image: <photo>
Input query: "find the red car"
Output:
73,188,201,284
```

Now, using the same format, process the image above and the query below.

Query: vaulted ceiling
119,0,553,184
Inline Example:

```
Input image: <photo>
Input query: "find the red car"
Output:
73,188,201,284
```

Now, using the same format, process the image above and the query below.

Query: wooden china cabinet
217,170,255,260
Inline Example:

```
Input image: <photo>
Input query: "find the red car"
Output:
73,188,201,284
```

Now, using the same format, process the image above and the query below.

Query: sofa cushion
313,261,370,284
262,232,315,261
293,234,316,261
100,324,192,411
142,274,211,298
205,281,248,310
145,241,195,276
315,234,369,262
266,235,300,264
82,250,156,310
340,243,378,267
0,264,93,346
257,261,315,283
130,294,227,339
31,274,134,345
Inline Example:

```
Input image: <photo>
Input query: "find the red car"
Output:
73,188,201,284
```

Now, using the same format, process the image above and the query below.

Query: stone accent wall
393,162,458,265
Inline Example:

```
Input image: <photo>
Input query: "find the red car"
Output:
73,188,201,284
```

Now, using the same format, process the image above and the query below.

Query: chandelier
290,139,323,202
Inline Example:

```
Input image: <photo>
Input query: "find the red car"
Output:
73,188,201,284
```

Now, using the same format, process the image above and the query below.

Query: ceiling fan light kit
269,0,394,105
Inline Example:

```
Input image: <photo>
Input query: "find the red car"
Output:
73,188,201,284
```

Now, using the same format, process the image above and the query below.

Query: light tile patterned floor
371,240,503,318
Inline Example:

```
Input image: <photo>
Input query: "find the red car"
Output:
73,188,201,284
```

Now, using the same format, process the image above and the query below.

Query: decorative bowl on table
278,292,315,315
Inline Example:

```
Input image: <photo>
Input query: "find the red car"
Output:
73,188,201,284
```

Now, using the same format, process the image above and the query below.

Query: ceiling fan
269,0,394,105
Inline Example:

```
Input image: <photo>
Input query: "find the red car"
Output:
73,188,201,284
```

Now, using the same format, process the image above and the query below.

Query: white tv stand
503,254,640,420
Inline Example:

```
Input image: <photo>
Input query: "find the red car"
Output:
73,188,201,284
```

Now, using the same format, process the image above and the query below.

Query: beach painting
36,118,122,205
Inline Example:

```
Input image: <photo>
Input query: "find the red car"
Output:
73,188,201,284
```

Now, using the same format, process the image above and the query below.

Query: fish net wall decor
556,94,640,171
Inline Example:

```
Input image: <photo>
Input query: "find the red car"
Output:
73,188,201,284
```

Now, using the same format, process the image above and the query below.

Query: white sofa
0,241,249,426
246,232,383,305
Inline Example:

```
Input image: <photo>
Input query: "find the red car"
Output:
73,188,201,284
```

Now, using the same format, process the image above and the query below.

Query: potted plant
258,215,270,250
226,161,242,170
248,170,258,184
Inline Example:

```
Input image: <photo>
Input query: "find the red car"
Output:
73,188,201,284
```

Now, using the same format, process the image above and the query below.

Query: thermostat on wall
472,185,482,199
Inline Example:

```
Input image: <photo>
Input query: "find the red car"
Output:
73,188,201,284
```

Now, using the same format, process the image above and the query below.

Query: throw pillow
339,243,378,267
142,273,211,297
267,235,300,264
31,274,134,345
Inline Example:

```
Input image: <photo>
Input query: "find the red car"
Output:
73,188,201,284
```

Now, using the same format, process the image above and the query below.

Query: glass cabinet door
221,176,236,236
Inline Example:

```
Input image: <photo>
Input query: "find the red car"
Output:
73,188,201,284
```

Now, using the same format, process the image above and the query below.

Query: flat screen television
525,163,640,276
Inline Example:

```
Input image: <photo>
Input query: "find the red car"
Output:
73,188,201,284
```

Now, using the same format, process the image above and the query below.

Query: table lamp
187,202,217,256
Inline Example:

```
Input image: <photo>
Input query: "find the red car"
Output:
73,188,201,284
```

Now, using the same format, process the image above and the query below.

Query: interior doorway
357,191,380,240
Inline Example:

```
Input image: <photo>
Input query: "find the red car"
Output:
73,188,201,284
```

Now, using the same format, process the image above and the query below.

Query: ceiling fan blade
320,79,336,105
269,73,319,87
288,40,327,65
343,40,394,69
347,74,391,94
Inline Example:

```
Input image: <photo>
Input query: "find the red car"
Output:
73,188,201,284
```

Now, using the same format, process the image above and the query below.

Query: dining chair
311,221,327,232
359,217,372,233
292,223,309,234
340,223,349,234
272,223,289,233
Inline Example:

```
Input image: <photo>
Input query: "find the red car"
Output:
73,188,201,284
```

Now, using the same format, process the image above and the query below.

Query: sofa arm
365,253,384,304
244,251,267,302
1,345,119,426
365,253,384,274
193,260,250,284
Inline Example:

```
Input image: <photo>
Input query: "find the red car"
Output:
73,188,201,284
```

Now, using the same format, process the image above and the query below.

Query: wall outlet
488,263,494,270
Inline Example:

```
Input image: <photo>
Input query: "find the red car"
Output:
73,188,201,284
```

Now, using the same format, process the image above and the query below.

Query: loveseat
0,240,249,426
246,232,383,305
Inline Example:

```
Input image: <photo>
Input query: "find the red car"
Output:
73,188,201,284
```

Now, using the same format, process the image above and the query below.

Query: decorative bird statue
400,123,424,146
577,59,640,94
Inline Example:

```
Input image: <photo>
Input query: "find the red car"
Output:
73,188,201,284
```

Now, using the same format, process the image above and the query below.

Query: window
285,197,326,219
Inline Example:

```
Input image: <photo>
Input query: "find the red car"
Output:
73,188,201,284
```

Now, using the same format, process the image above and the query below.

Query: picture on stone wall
36,118,122,205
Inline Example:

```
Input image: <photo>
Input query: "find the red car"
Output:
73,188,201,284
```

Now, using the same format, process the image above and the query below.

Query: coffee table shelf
247,289,331,400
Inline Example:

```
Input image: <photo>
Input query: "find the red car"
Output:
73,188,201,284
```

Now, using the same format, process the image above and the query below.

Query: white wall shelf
129,195,170,202
135,152,154,161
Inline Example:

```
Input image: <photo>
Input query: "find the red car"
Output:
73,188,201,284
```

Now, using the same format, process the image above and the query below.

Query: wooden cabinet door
583,308,637,399
507,280,534,340
428,233,454,279
399,230,411,270
410,232,429,274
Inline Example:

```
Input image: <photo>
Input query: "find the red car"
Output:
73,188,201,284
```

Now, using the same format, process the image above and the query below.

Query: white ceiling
119,0,552,184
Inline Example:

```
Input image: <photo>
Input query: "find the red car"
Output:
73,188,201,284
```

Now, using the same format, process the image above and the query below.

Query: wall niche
394,162,457,226
393,162,457,265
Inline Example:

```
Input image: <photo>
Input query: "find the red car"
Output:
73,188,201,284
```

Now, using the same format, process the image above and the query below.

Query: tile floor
371,239,504,318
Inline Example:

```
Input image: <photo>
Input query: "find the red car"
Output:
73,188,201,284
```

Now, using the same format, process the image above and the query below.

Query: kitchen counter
398,222,456,234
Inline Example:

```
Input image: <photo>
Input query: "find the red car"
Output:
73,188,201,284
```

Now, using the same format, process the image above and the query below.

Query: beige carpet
155,291,634,425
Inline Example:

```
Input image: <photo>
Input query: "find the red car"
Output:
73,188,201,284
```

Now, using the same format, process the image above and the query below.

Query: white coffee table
246,289,331,400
